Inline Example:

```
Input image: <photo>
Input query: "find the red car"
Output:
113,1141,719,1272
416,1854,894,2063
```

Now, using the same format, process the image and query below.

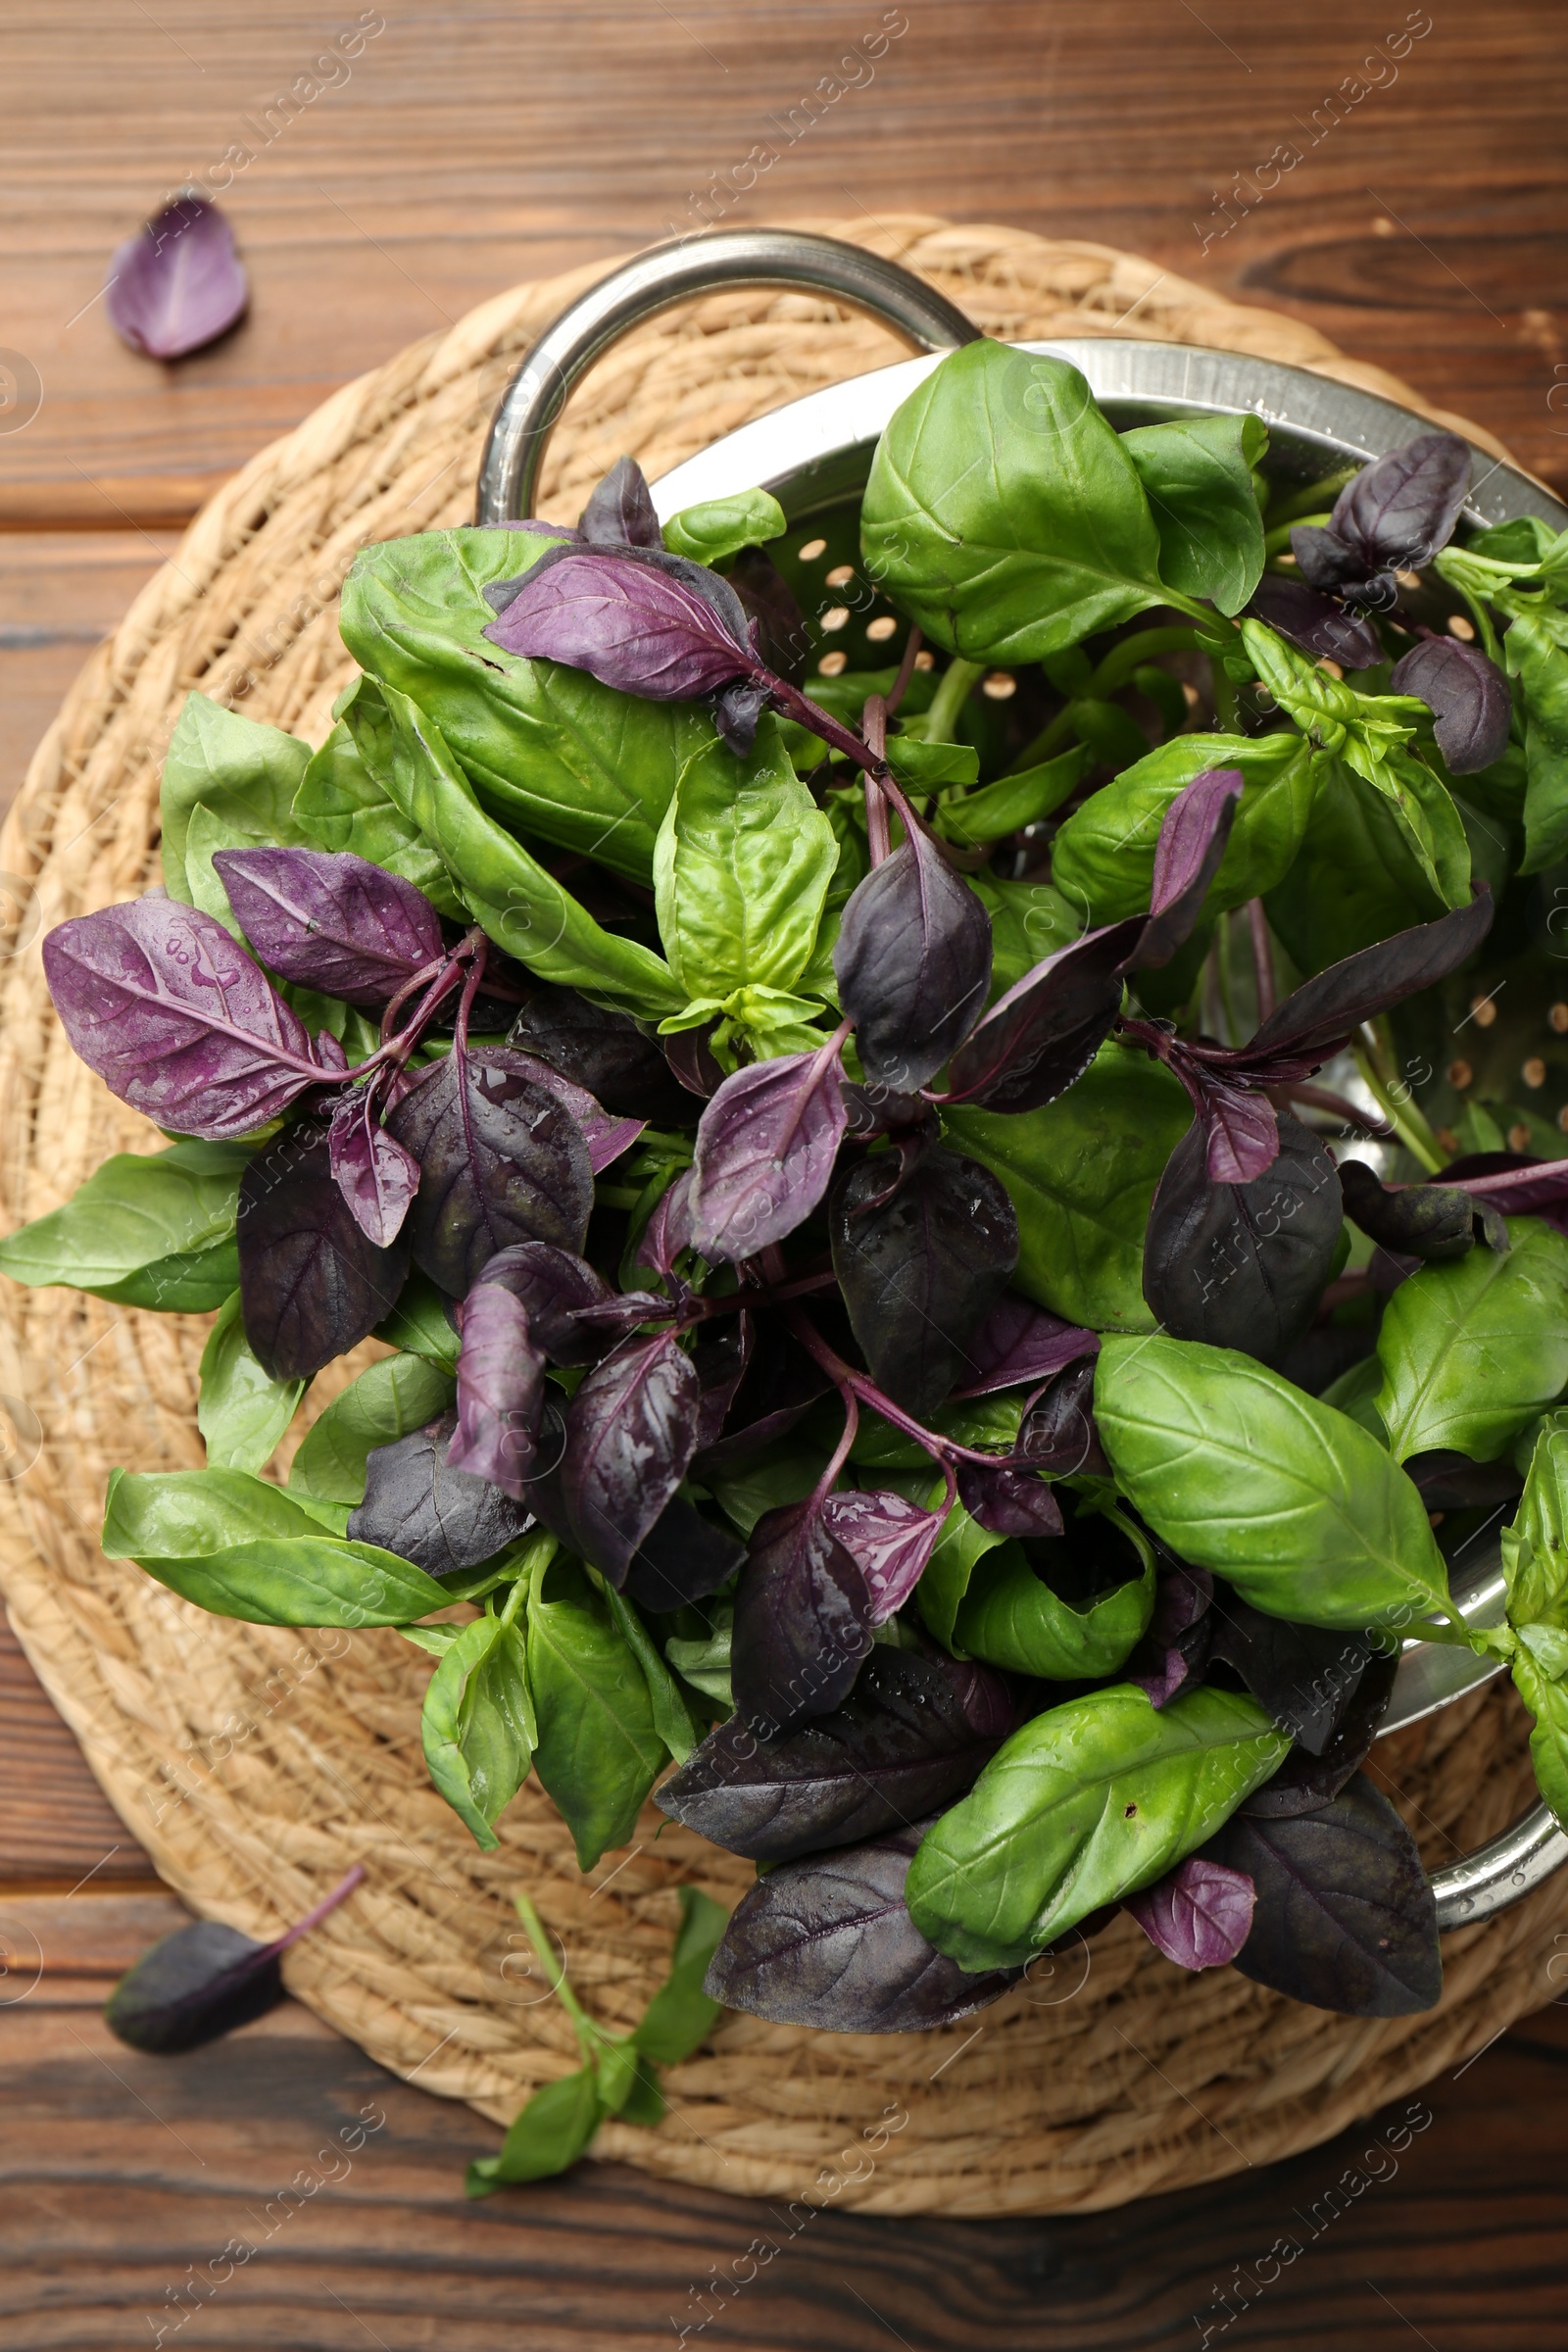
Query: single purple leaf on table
952,1295,1099,1400
483,543,760,703
105,1865,363,2053
350,1411,534,1576
689,1045,848,1264
623,1495,746,1614
1235,886,1494,1072
1328,431,1471,575
326,1091,422,1249
1127,1563,1214,1708
105,193,247,362
831,1147,1017,1419
832,830,992,1092
511,988,690,1122
956,1459,1064,1541
820,1489,948,1624
578,455,662,550
942,917,1146,1113
1017,1357,1109,1477
211,848,444,1007
690,1311,754,1452
42,899,336,1140
471,1241,614,1364
1135,767,1244,968
448,1282,546,1499
1339,1157,1504,1260
731,1498,872,1736
1125,1856,1256,1970
238,1126,412,1380
635,1169,696,1280
495,1045,644,1173
561,1332,701,1585
1389,636,1513,776
1244,573,1383,670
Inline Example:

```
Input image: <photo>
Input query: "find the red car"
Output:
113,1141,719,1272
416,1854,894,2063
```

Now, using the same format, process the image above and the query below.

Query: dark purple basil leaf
956,1459,1064,1540
841,1082,932,1141
1242,1646,1398,1816
1125,1855,1255,1969
1405,1450,1525,1510
564,1291,676,1348
831,1148,1018,1420
510,988,690,1122
448,1282,546,1499
952,1295,1100,1400
482,544,760,703
635,1169,697,1281
1128,1563,1214,1708
623,1495,745,1615
1389,635,1513,776
689,1047,849,1264
688,1322,832,1479
728,545,808,685
578,455,662,550
1016,1356,1110,1477
663,1024,726,1100
386,1049,593,1295
349,1409,533,1575
1339,1157,1497,1261
1205,1771,1442,2016
1209,1593,1372,1754
238,1126,411,1380
704,1820,1021,2031
512,1399,576,1549
472,1241,614,1365
1142,1110,1344,1368
1330,431,1471,573
712,676,770,759
1189,1068,1281,1186
658,1646,1016,1862
106,1920,281,2052
493,1045,643,1174
1245,573,1383,670
42,899,334,1140
561,1332,701,1585
327,1091,421,1249
105,193,247,362
731,1498,872,1736
211,848,444,1008
943,917,1146,1113
1243,887,1494,1067
820,1489,947,1623
1138,768,1245,966
1290,523,1369,596
833,830,992,1092
690,1312,754,1452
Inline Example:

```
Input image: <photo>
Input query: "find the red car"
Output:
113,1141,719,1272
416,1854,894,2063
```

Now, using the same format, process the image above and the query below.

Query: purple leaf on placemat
561,1332,701,1584
952,1295,1100,1400
497,1046,645,1173
42,898,337,1140
689,1044,848,1264
212,848,444,1007
1389,636,1512,775
821,1489,947,1624
327,1091,421,1248
483,544,760,702
832,829,992,1092
1245,574,1383,669
956,1458,1064,1540
106,193,248,361
448,1282,545,1499
471,1241,614,1364
1125,1856,1256,1970
731,1498,872,1736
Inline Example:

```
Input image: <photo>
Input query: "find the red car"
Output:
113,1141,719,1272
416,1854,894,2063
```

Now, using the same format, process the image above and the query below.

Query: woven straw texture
0,215,1559,2218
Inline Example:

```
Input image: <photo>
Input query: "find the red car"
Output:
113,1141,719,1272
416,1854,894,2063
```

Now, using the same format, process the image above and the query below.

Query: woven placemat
0,216,1557,2218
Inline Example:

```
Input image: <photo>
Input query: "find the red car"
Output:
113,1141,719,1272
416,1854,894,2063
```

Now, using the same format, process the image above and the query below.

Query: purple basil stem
105,193,248,362
689,1042,849,1265
1389,636,1513,776
952,1295,1099,1401
498,1045,644,1174
561,1331,701,1585
820,1490,948,1625
1239,886,1494,1071
1329,431,1471,576
1135,768,1244,969
1125,1856,1256,1971
448,1282,546,1499
212,848,444,1009
731,1498,873,1737
42,898,336,1140
832,829,993,1092
1128,1564,1214,1709
327,1091,421,1249
482,543,760,703
1245,573,1383,670
942,916,1146,1114
956,1458,1064,1541
472,1241,614,1364
635,1168,696,1280
1446,1153,1568,1228
578,455,663,551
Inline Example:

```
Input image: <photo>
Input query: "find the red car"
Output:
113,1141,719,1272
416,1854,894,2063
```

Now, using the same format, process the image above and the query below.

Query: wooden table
3,5,1567,2341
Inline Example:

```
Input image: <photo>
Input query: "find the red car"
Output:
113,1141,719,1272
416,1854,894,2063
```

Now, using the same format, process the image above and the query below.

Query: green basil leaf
906,1484,1007,1650
1510,1648,1568,1829
600,1580,699,1762
1319,1353,1389,1444
906,1683,1283,1967
1265,753,1445,973
883,736,981,789
104,1465,344,1555
0,1141,248,1310
371,1270,462,1368
1502,1414,1568,1630
527,1554,666,1869
1502,608,1568,875
1096,1335,1451,1629
466,2065,606,2195
1120,413,1267,615
1375,1220,1568,1463
934,748,1086,849
860,344,1167,662
293,675,467,917
160,692,309,905
662,488,785,564
946,1042,1191,1332
197,1292,308,1473
420,1592,536,1849
106,1512,445,1629
955,1516,1155,1679
288,1351,456,1506
664,1607,733,1707
631,1885,728,2064
709,1449,822,1537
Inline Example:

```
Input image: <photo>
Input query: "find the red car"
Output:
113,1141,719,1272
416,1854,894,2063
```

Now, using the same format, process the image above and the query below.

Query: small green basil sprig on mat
9,342,1568,2067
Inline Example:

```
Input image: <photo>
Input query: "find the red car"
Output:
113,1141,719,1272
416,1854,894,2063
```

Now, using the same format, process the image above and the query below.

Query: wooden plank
0,1617,161,1886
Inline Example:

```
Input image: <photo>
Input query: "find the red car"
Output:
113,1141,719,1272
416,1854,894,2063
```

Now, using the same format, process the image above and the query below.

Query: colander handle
474,226,980,524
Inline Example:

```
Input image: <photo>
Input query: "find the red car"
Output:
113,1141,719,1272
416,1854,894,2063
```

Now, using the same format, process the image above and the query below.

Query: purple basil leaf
731,1498,872,1736
712,675,770,759
691,1312,754,1452
385,1048,593,1295
1189,1068,1281,1186
1339,1158,1496,1261
237,1125,411,1380
1142,1110,1343,1368
472,1241,614,1364
841,1082,933,1141
831,1147,1017,1419
703,1821,1021,2032
1143,766,1245,947
105,193,247,362
106,1918,283,2051
1242,1646,1398,1817
952,1295,1100,1401
578,455,662,550
1406,1449,1525,1511
1290,523,1371,597
482,543,759,702
943,917,1146,1113
495,1045,644,1174
1446,1152,1568,1233
327,1091,421,1249
1127,1563,1214,1708
1242,887,1494,1067
42,899,334,1140
448,1282,546,1499
1330,431,1471,574
511,988,690,1122
728,546,808,685
1209,1594,1373,1755
1245,573,1383,670
623,1495,746,1615
1017,1357,1110,1477
689,1047,848,1265
635,1169,697,1281
657,1647,1016,1863
832,830,993,1092
1126,1855,1255,1970
1389,636,1513,775
663,1023,726,1100
1204,1771,1442,2016
349,1409,533,1576
211,848,444,1008
956,1459,1064,1541
688,1320,832,1479
561,1332,701,1585
820,1489,947,1624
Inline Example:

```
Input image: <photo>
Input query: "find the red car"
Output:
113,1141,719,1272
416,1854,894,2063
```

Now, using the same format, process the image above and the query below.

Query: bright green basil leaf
104,1465,339,1555
288,1350,456,1506
399,1621,465,1660
0,1140,248,1310
935,748,1086,850
947,1042,1191,1331
160,693,310,905
1470,517,1561,567
527,1554,666,1869
1265,752,1446,972
883,736,980,790
1120,412,1267,615
1052,732,1316,926
599,1579,698,1762
664,1605,733,1707
709,1448,822,1536
955,1513,1155,1679
1510,1647,1568,1830
1502,1414,1568,1631
183,800,261,939
372,1271,462,1368
1096,1335,1451,1630
662,488,786,564
1319,1353,1389,1445
632,1885,728,2065
906,1683,1283,1967
294,675,466,917
466,2065,606,2195
1375,1220,1568,1464
1502,608,1568,874
197,1292,308,1473
420,1585,536,1849
860,343,1167,662
902,1480,1006,1651
970,872,1084,995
